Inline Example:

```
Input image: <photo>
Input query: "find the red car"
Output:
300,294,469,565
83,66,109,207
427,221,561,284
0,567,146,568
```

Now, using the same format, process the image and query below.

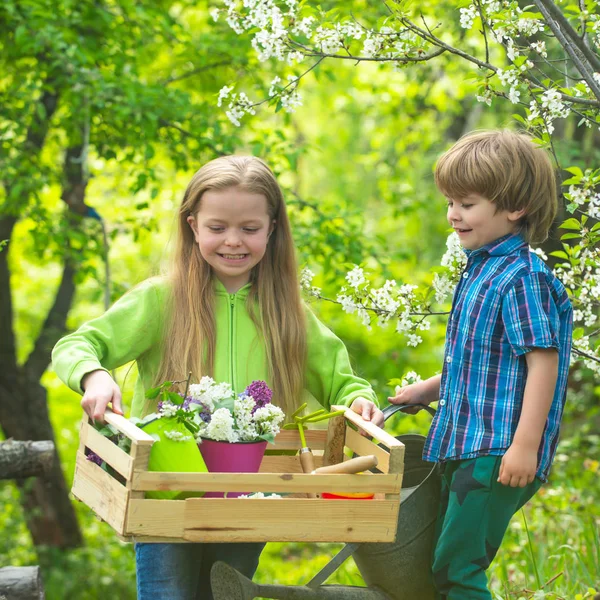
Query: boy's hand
349,397,385,430
388,382,426,414
81,369,123,423
498,443,538,488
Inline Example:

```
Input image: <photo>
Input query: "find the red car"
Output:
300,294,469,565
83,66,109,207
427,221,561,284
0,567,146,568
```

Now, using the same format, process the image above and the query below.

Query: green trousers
432,456,542,600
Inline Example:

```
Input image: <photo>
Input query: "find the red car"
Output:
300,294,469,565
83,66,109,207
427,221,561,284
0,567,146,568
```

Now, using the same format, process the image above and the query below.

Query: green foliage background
1,1,599,599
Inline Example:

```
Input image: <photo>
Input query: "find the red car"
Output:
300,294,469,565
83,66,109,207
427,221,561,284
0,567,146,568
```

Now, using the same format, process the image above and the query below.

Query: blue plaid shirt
423,234,573,481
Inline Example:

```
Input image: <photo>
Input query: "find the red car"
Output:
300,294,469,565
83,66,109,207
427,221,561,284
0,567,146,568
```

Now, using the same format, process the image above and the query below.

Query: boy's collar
464,233,527,258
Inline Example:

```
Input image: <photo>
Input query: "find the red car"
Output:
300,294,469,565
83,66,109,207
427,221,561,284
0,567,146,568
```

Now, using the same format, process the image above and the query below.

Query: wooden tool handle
299,448,316,473
313,454,378,475
299,448,317,498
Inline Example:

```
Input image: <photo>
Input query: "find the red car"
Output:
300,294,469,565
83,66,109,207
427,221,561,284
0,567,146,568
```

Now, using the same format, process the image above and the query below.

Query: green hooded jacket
52,278,378,417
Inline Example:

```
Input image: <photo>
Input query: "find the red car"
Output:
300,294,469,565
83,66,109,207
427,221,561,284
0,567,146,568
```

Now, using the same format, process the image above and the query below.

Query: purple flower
245,380,273,414
198,409,211,423
86,452,104,467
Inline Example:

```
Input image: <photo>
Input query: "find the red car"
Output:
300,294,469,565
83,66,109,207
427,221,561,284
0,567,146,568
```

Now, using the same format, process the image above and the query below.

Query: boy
390,130,573,599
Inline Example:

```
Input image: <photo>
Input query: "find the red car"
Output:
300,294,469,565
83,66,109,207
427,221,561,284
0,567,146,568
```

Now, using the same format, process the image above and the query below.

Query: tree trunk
0,440,54,480
0,566,45,600
0,370,82,548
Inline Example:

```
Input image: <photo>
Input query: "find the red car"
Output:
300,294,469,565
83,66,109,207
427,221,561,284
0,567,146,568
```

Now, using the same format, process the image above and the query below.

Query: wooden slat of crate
84,424,133,479
104,410,155,445
332,405,403,450
178,498,400,543
126,499,186,538
259,454,323,473
266,429,327,451
72,452,129,535
131,471,401,494
323,414,346,466
344,427,391,473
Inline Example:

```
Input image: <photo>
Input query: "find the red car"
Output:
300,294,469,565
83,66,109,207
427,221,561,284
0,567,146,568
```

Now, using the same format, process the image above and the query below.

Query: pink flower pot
198,438,268,498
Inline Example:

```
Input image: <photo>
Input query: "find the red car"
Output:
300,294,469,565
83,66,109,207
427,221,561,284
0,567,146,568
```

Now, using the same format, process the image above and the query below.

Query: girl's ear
507,208,526,222
187,215,199,241
268,220,276,238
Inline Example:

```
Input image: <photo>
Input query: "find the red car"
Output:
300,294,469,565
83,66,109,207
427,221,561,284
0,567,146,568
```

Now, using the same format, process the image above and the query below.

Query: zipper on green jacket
229,293,236,391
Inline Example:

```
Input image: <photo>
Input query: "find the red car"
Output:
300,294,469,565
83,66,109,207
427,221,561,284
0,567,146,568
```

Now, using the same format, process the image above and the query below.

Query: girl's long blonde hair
155,156,306,416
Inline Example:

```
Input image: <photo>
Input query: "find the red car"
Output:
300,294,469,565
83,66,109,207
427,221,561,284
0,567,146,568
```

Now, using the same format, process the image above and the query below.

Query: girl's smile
219,253,249,261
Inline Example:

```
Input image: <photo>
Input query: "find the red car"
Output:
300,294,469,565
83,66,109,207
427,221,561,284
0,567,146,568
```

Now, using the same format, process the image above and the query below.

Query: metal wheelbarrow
211,404,441,600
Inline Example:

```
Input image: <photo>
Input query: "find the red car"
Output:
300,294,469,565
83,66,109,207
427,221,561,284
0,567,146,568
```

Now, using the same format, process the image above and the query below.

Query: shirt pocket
463,299,512,361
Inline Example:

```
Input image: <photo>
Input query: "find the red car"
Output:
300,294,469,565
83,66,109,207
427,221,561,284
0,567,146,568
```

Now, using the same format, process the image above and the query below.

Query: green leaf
565,166,584,177
573,327,584,340
168,391,184,405
145,386,161,399
560,233,581,240
183,421,199,434
559,218,581,230
214,397,235,413
549,250,568,259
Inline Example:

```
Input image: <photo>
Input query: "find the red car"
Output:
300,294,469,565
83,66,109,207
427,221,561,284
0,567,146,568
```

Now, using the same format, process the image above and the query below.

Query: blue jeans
135,542,266,600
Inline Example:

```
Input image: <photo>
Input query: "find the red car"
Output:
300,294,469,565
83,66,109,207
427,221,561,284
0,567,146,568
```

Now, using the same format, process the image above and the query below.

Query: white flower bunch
188,377,234,413
253,404,285,439
201,408,239,443
191,378,284,443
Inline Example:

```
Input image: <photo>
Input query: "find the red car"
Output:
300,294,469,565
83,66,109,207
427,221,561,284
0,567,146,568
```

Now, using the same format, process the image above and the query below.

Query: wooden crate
72,405,404,543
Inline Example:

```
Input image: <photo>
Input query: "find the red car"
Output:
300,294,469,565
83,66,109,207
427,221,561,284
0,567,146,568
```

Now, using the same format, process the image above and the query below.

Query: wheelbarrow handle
382,403,436,421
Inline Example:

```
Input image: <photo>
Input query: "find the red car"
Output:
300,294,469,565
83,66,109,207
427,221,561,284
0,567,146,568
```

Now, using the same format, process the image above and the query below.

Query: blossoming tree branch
211,0,600,372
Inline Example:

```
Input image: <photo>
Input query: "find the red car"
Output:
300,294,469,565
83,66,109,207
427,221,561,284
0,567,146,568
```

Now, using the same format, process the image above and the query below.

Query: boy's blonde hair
434,130,558,244
155,155,306,417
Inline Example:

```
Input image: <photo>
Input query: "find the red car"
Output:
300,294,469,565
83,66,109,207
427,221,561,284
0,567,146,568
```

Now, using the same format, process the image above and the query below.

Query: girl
52,155,383,600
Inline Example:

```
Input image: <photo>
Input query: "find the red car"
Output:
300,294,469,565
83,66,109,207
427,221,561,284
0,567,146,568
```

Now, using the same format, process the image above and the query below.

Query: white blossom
432,272,455,304
300,267,315,289
476,89,493,106
164,430,192,442
225,91,257,127
529,40,547,58
508,86,520,104
268,76,281,97
204,408,239,443
337,291,358,314
217,85,234,107
253,404,285,438
346,266,366,289
407,333,422,347
292,16,315,36
459,5,477,30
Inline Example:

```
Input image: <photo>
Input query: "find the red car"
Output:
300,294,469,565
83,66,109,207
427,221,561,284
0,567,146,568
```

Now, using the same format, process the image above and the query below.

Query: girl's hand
349,397,385,429
81,370,123,423
387,382,427,414
498,443,538,488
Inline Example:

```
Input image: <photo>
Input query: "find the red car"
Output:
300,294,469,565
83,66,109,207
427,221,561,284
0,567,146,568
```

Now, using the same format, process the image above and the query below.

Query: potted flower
187,378,284,497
